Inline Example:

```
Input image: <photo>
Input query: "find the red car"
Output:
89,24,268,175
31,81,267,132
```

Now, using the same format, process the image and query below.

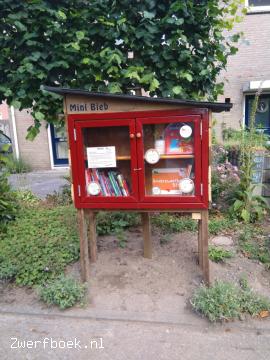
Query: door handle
133,168,142,171
136,132,142,138
130,133,135,139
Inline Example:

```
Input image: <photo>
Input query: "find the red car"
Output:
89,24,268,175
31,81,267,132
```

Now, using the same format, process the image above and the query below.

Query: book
164,123,194,155
85,167,131,197
152,167,191,195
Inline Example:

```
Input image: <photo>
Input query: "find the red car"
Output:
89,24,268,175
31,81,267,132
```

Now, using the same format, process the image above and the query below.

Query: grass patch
208,246,234,263
37,275,86,309
191,281,270,322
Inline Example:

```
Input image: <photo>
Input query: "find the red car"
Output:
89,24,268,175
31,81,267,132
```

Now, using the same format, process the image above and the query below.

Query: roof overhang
42,86,232,113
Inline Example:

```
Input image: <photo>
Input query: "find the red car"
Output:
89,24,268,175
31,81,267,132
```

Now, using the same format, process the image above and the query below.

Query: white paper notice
87,146,116,168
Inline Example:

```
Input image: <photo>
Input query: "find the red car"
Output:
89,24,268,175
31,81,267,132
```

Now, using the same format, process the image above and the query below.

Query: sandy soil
0,224,270,323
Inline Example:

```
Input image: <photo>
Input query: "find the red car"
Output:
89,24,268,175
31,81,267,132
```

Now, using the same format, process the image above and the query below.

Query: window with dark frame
245,94,270,134
249,0,270,6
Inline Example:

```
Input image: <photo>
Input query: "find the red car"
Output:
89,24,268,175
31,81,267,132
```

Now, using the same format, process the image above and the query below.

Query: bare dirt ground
1,225,270,324
1,226,270,360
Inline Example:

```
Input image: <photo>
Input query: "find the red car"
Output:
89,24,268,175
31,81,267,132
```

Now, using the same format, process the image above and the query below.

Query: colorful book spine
98,170,107,196
122,178,130,196
102,172,112,196
112,172,122,196
108,171,119,196
117,174,128,196
85,168,130,197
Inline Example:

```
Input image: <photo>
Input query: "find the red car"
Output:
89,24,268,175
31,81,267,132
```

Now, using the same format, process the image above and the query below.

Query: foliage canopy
0,0,245,138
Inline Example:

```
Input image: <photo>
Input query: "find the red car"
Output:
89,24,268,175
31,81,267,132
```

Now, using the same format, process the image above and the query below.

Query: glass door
76,119,138,203
136,115,202,203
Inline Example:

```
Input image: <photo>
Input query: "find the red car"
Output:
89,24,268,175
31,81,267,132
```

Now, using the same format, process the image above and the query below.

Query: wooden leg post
201,210,210,285
88,210,97,263
141,212,152,259
77,209,91,282
198,216,203,269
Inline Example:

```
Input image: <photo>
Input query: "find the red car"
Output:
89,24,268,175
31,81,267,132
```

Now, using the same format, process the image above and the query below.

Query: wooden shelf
116,155,131,160
84,155,131,161
85,154,194,161
160,154,194,159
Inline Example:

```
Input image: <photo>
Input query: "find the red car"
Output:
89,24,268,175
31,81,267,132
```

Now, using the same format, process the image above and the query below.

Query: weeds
152,213,197,234
208,246,234,263
4,155,31,174
238,226,270,267
38,275,86,309
96,211,140,236
208,216,237,235
191,281,270,322
152,213,238,244
46,184,72,206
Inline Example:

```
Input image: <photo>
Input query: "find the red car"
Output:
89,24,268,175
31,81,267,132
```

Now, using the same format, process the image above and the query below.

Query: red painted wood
68,108,208,123
75,118,138,204
67,108,209,210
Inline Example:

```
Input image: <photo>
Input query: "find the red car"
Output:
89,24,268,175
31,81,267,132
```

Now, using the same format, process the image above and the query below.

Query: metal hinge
78,185,81,197
200,121,202,137
201,183,203,196
73,128,77,141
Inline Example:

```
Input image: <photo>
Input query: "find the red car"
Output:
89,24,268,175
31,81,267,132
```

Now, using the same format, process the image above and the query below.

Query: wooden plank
66,95,187,115
87,210,97,263
77,209,90,282
198,216,203,269
141,212,152,259
201,210,210,285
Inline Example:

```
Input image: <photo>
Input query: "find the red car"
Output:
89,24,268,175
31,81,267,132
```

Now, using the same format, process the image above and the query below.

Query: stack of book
85,169,130,196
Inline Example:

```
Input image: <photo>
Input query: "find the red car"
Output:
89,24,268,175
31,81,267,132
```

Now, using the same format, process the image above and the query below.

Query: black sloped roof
42,86,232,113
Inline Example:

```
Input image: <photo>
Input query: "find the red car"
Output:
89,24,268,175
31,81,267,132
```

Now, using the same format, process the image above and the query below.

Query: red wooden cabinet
68,108,209,210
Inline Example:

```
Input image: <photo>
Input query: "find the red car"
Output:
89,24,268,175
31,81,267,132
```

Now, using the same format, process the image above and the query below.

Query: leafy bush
191,281,270,322
231,185,269,223
0,170,18,231
38,275,86,309
0,205,79,286
208,246,234,262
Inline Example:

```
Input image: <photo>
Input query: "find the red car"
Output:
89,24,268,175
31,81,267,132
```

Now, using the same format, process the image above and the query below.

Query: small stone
211,235,233,246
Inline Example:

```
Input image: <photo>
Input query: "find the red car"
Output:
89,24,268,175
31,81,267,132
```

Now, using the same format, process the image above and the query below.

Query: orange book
152,168,187,195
